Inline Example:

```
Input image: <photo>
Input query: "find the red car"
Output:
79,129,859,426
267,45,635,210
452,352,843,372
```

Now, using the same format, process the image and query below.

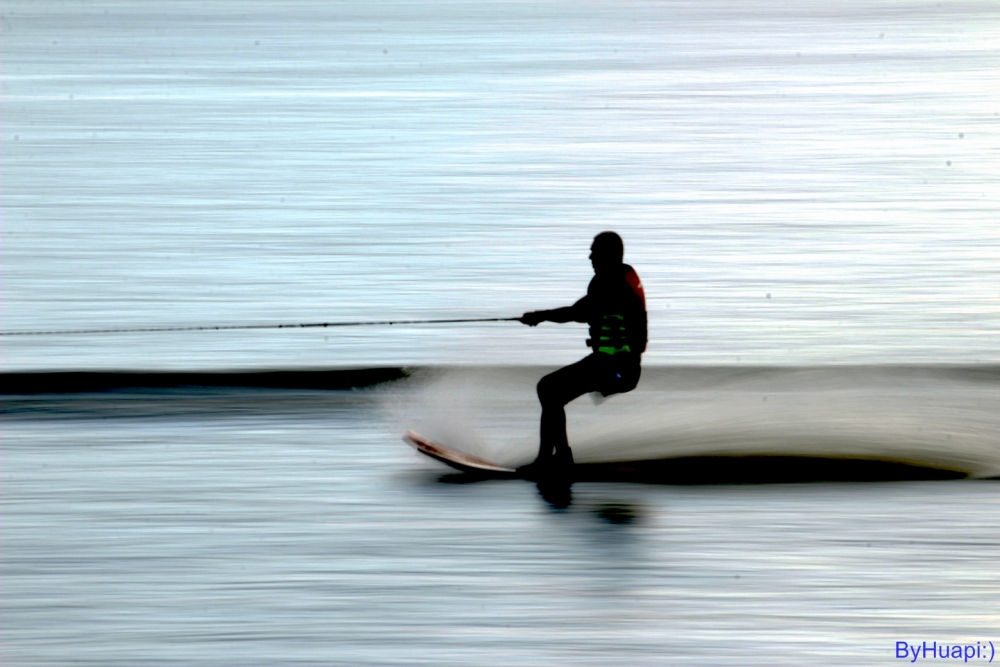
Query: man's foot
552,446,575,468
515,458,552,480
516,448,574,480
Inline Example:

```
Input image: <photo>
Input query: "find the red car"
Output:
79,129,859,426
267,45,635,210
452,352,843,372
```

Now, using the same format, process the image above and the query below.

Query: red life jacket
624,266,646,309
588,265,647,357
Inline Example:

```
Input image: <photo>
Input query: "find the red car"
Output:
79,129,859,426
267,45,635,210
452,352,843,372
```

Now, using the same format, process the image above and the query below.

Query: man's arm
520,296,589,327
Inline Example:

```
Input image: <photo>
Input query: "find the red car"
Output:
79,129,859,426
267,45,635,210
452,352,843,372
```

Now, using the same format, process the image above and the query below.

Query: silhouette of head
590,231,624,274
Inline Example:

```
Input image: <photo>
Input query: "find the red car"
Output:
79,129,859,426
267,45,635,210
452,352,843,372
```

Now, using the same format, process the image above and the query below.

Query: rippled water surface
3,0,999,368
4,368,1000,665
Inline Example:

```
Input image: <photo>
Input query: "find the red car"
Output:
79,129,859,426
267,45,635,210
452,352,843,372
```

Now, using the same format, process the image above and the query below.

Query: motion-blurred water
5,372,1000,666
2,0,998,369
3,1,1000,665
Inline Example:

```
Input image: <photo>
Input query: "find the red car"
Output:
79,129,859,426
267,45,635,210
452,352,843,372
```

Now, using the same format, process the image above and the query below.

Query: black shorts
538,353,641,407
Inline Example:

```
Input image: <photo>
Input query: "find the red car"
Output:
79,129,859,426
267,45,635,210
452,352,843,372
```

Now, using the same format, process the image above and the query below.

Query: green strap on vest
597,314,631,356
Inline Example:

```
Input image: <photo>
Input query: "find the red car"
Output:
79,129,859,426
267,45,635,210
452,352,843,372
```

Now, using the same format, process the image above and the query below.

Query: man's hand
519,311,546,327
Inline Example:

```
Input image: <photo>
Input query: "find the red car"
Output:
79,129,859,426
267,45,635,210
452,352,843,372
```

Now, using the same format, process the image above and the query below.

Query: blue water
5,370,1000,666
2,0,998,369
3,1,1000,664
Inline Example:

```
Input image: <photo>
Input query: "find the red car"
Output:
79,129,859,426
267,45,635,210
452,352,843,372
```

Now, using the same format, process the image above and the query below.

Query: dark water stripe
5,364,1000,395
439,455,970,487
578,455,970,484
0,368,408,394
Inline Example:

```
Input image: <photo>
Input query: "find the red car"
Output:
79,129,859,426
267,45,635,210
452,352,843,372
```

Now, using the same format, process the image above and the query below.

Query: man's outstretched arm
520,297,588,327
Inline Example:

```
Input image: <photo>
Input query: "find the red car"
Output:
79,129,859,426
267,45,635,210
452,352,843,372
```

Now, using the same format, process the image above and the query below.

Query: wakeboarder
518,231,647,476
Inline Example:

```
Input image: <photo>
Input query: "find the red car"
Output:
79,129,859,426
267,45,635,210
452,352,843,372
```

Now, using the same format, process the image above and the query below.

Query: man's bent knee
538,371,575,408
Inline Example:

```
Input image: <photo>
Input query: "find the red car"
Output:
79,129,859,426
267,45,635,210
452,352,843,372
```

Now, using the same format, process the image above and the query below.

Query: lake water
3,1,1000,664
5,369,1000,666
2,0,998,368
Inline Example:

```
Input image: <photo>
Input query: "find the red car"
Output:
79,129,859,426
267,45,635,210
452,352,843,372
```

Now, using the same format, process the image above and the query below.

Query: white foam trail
383,365,1000,476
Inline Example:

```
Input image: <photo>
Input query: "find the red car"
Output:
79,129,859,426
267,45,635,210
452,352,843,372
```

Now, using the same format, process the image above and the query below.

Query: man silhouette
518,231,647,477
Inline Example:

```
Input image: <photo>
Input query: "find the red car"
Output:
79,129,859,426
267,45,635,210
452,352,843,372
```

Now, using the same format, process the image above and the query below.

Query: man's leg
534,355,602,463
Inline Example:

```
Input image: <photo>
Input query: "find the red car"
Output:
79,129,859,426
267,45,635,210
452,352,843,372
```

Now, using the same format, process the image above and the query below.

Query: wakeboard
403,430,972,485
403,431,518,477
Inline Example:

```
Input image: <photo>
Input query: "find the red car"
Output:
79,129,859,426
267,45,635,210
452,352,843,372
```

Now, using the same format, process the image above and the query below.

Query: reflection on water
592,502,639,525
536,478,574,511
